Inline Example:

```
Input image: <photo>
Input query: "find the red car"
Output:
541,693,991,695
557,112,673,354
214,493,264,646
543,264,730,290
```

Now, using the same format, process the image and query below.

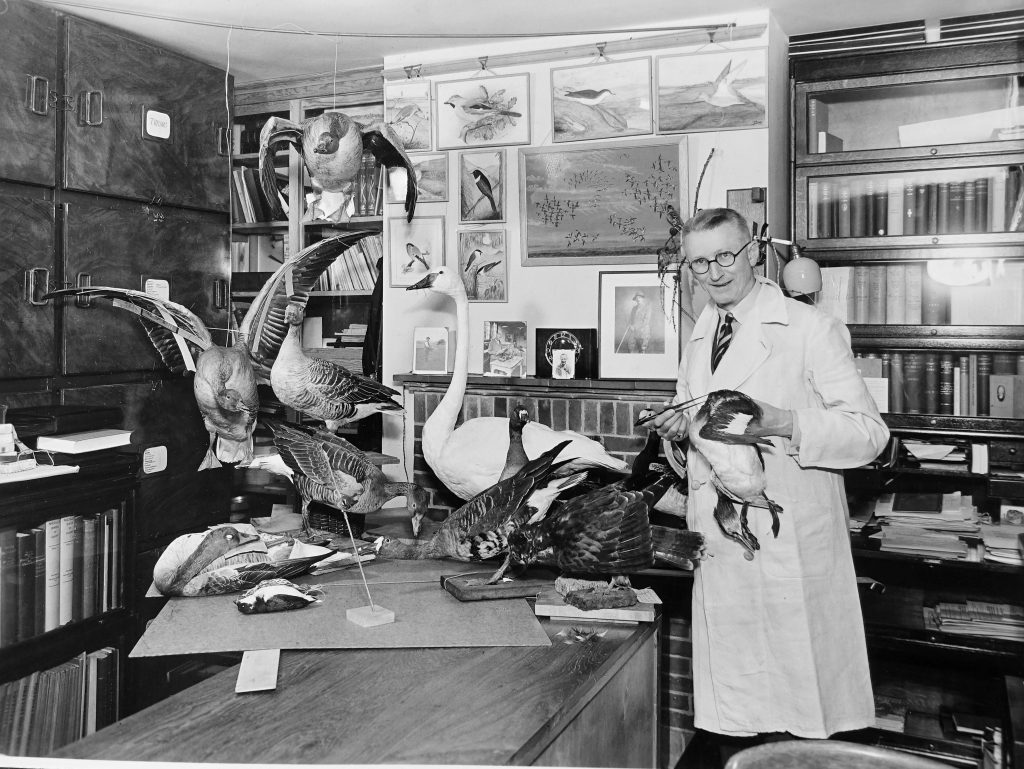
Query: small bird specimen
471,169,498,216
234,579,324,614
266,420,429,537
259,111,417,223
687,389,784,559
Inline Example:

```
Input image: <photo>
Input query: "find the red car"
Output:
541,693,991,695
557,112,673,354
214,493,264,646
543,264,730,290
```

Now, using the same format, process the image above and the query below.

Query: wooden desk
58,601,659,765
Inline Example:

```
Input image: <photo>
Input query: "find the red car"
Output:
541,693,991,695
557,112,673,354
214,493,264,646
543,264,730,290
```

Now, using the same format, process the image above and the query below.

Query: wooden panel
64,17,230,211
0,1,59,186
0,194,56,377
62,200,230,375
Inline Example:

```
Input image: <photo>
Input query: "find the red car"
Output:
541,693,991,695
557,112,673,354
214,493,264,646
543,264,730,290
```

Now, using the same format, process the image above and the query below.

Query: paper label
142,445,167,474
145,109,171,140
633,587,662,605
144,278,170,301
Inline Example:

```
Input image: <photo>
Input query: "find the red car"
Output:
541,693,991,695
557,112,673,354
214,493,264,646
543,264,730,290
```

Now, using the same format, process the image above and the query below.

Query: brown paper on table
130,560,551,656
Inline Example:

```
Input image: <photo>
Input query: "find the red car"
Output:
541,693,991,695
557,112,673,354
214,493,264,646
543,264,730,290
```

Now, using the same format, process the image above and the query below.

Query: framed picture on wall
383,80,433,152
550,57,653,143
388,215,445,288
435,74,531,150
457,229,507,302
655,48,767,133
597,270,679,379
519,138,686,266
459,150,504,222
387,152,448,204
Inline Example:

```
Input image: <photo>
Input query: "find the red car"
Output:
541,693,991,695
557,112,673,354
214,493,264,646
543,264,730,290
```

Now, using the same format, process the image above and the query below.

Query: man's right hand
650,402,690,442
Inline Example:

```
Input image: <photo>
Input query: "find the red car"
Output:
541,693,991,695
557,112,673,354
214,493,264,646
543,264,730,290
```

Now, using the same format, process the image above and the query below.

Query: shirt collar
718,280,761,326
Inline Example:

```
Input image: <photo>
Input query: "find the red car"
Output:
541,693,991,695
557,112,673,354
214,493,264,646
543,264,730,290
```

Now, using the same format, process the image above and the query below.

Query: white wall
378,11,789,478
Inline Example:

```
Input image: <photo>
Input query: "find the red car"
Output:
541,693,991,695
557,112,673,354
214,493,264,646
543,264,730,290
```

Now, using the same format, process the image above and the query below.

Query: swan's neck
422,290,468,458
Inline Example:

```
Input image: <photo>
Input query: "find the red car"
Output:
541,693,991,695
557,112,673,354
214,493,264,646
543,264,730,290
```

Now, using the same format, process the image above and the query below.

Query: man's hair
682,207,749,240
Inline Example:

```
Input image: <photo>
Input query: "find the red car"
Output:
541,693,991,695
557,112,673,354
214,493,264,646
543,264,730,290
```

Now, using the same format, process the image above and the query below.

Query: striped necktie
711,312,734,373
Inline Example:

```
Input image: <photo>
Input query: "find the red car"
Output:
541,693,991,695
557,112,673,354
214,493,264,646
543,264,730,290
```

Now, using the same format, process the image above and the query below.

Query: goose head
407,485,431,538
284,301,306,326
406,268,467,300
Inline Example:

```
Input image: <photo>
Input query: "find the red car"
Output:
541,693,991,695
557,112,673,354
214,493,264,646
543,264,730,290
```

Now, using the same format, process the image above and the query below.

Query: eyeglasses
686,239,753,274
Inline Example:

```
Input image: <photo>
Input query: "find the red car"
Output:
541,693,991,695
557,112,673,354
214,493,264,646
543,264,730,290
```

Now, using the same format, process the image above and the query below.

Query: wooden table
58,589,659,765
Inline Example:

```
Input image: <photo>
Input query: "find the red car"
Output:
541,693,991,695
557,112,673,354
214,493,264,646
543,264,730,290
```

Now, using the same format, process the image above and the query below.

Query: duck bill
406,273,437,291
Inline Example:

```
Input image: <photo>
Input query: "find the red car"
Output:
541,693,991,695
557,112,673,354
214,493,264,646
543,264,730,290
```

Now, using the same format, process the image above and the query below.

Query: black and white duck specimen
375,440,583,564
406,268,629,500
687,389,784,560
41,286,259,470
259,110,417,223
266,420,429,537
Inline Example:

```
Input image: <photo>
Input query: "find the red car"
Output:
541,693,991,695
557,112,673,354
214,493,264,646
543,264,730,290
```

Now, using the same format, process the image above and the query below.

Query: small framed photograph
435,74,531,150
457,229,507,302
551,57,653,143
384,80,433,152
388,215,445,288
387,152,448,204
598,271,679,379
459,150,504,222
535,328,598,380
412,326,453,374
655,48,767,133
482,320,527,377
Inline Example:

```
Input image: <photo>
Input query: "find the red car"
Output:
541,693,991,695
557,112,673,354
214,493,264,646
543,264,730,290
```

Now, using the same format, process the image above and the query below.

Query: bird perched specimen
259,111,417,223
266,420,429,537
271,301,403,431
687,389,784,559
406,268,629,499
499,405,531,482
376,440,578,564
41,286,258,471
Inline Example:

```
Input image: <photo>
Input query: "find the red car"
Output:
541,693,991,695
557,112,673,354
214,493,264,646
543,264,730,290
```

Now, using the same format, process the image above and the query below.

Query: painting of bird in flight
656,49,767,133
551,57,653,142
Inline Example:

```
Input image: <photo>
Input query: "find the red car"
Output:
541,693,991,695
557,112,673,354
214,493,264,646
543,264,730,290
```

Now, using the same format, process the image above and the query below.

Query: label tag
633,587,662,605
142,445,167,474
144,278,170,301
144,109,171,140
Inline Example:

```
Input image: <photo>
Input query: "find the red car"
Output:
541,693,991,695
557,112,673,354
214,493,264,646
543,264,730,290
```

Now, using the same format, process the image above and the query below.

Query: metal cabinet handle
216,126,230,157
23,268,50,306
213,278,228,309
79,90,104,126
25,75,50,116
76,273,93,307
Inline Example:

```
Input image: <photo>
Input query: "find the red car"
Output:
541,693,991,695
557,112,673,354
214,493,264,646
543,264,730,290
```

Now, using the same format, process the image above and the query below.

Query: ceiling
36,0,1022,84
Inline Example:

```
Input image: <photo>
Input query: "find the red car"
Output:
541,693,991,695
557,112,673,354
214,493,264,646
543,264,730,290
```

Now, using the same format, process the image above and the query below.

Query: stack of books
869,491,978,559
924,600,1024,642
34,428,132,456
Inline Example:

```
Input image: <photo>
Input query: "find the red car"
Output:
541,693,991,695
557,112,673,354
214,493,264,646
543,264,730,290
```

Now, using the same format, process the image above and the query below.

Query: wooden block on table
441,569,556,602
533,589,656,623
235,649,280,693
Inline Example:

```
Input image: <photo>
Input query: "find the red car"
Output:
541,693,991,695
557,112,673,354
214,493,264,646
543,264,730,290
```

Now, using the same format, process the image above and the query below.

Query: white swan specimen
406,268,629,500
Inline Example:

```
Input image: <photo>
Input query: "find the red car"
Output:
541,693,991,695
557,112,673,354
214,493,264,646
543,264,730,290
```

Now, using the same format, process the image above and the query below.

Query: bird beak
406,273,437,291
410,512,424,538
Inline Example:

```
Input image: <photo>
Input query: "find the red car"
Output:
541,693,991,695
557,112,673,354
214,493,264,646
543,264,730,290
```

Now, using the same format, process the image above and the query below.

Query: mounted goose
406,268,629,500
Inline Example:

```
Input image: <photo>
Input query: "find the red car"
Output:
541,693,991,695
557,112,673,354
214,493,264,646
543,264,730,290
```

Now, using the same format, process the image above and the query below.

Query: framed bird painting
383,80,433,152
387,152,449,204
655,48,767,133
457,229,507,302
387,215,446,288
459,150,504,223
434,74,531,150
550,57,653,143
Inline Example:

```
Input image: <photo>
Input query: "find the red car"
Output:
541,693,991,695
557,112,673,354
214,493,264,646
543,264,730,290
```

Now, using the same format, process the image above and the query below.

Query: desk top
58,568,656,765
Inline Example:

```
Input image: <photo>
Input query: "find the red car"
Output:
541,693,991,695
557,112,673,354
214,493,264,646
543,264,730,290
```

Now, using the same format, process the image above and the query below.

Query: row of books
349,151,384,218
854,351,1024,417
924,600,1024,643
232,166,285,225
808,167,1024,238
0,507,124,649
313,234,383,292
0,647,119,756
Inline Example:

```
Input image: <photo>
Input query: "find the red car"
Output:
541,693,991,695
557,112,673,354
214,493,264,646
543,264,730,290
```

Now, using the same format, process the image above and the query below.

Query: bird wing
476,260,502,275
698,397,773,447
238,231,374,379
266,421,360,492
41,286,213,373
361,121,417,222
258,116,303,221
303,355,402,408
300,423,386,486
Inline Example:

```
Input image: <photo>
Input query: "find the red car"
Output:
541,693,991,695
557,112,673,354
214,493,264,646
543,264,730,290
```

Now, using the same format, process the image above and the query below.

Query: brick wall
397,374,695,767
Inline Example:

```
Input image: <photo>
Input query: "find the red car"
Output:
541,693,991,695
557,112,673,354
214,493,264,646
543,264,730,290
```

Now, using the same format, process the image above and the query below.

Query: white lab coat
670,278,889,738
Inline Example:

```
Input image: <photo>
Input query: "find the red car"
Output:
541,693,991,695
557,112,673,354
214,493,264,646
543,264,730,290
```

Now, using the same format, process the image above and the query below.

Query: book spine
58,517,76,626
949,181,965,234
889,351,905,413
1008,166,1022,229
923,353,940,414
0,529,16,648
853,265,871,324
808,98,827,138
903,353,924,414
991,169,1007,232
44,519,60,632
913,183,928,235
31,528,45,638
926,183,939,235
937,181,950,234
977,353,993,416
959,354,971,416
886,178,904,236
850,180,866,238
837,183,852,238
903,182,917,235
807,181,819,238
975,177,990,233
867,265,887,324
819,181,834,238
993,352,1017,374
953,362,961,416
15,533,34,644
872,186,888,236
865,178,876,237
1017,354,1024,375
904,263,923,324
80,517,97,621
969,353,978,416
938,353,955,415
921,270,949,325
885,264,906,324
963,178,977,234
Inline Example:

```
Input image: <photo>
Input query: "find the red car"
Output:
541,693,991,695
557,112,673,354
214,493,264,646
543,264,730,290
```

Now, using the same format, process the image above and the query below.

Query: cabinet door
0,1,60,186
62,201,230,375
0,194,56,377
63,18,230,212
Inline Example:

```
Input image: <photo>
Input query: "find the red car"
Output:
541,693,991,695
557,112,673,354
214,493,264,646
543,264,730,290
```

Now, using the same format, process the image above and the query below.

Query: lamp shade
782,253,822,295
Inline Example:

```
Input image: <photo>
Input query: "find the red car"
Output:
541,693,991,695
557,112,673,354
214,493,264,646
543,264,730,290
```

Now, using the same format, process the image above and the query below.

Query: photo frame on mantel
534,328,598,380
598,270,679,379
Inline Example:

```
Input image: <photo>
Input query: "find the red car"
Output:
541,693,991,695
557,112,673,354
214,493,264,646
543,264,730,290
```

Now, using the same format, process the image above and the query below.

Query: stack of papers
979,523,1024,566
902,441,968,470
924,600,1024,642
870,492,978,558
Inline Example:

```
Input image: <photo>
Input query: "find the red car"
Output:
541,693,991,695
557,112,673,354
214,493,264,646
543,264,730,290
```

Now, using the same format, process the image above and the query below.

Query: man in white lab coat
650,208,889,766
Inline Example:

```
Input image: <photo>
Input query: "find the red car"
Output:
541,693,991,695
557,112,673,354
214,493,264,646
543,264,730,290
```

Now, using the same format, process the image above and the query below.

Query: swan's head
406,268,467,298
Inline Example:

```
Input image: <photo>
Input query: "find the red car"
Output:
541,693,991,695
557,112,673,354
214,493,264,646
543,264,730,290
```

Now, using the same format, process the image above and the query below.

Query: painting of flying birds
551,57,653,143
435,74,531,150
388,215,446,287
458,229,507,302
384,80,433,152
656,49,767,133
459,150,504,223
387,152,448,204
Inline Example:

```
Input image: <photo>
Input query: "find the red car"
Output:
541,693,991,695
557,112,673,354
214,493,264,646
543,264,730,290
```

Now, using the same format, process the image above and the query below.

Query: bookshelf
791,19,1024,766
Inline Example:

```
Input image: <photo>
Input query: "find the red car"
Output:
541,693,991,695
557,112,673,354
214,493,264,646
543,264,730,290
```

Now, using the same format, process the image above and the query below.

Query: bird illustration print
444,86,522,143
402,242,430,273
259,110,417,223
699,58,750,108
471,169,499,217
687,389,783,560
462,249,502,299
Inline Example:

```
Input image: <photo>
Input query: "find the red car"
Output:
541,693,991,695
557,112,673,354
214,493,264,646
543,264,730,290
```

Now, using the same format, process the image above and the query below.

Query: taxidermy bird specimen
376,440,583,564
499,404,531,481
41,286,259,471
688,389,783,559
266,420,429,537
259,110,417,223
406,268,629,500
462,249,501,300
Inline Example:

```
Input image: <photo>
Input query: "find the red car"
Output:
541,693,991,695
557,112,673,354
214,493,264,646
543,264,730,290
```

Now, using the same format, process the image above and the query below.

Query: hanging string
332,36,340,110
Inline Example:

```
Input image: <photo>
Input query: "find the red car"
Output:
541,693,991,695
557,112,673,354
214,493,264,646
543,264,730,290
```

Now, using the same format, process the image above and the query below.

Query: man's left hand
751,398,794,439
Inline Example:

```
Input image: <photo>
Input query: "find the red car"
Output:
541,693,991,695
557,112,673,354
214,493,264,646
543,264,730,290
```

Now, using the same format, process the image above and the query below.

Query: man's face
683,223,757,311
